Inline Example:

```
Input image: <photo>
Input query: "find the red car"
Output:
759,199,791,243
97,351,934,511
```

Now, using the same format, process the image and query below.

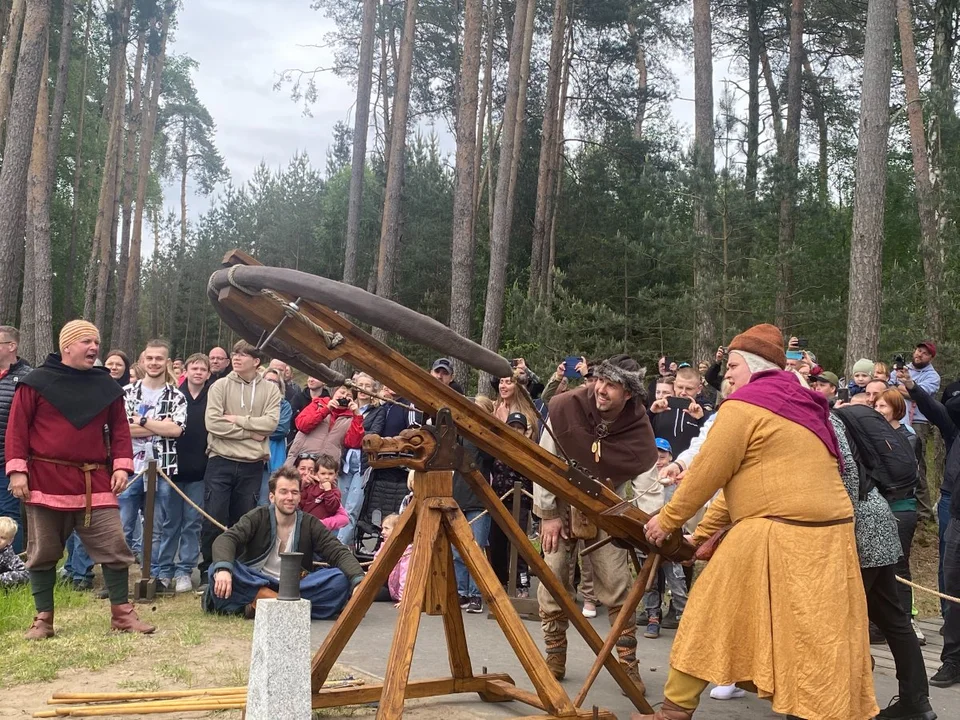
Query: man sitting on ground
204,466,364,620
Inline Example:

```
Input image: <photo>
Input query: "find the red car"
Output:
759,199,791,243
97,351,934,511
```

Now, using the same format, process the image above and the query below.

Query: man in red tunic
5,320,155,639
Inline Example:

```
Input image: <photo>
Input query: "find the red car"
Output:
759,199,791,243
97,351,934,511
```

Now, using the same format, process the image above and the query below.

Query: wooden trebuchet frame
199,250,696,719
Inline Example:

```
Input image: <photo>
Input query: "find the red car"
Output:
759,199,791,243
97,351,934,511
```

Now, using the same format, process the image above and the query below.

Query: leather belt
31,456,106,527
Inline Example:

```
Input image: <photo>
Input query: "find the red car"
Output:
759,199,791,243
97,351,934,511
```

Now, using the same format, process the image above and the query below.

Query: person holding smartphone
286,384,364,468
648,367,710,458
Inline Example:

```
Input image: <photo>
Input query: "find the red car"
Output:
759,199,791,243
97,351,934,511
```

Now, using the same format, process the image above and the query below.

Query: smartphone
510,359,519,368
337,397,350,407
663,356,673,371
796,338,808,348
666,396,692,411
786,350,804,361
837,388,850,402
563,356,582,379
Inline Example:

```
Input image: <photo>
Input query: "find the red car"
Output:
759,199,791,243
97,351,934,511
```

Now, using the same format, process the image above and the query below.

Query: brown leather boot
630,699,695,720
621,665,646,697
545,651,566,680
24,612,55,640
110,603,156,634
243,587,279,619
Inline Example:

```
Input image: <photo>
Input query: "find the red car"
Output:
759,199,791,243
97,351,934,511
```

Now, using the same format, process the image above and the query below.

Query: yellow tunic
659,400,878,720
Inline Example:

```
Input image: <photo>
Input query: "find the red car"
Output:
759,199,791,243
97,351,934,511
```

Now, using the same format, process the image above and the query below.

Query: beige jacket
205,372,282,462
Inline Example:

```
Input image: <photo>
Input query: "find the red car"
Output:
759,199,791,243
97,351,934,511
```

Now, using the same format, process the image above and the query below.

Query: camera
337,397,350,407
893,354,905,371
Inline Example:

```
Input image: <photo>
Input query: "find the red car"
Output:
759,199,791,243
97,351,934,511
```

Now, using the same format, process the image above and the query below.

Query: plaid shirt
124,381,188,476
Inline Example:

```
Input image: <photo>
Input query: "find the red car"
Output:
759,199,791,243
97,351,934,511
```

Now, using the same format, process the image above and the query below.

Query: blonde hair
0,516,18,539
473,396,495,413
494,375,540,440
381,513,400,530
354,372,382,407
263,368,286,396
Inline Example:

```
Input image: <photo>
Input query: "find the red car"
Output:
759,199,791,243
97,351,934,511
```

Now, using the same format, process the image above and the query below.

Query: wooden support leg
465,470,654,714
376,507,443,720
310,501,418,690
574,553,661,706
440,539,474,680
443,506,577,718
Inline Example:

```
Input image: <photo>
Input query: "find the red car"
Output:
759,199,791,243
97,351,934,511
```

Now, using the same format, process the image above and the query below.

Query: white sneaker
175,575,193,593
912,619,926,646
710,684,745,700
582,602,597,618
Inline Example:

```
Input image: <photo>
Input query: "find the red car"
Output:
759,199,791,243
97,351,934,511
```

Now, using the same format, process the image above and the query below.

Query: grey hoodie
205,371,282,462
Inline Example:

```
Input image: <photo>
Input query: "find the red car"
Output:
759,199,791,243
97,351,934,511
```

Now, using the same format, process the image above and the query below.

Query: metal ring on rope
208,264,513,381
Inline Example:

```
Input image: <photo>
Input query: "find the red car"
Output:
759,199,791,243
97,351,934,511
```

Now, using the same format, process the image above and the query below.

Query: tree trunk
627,14,646,140
0,0,50,323
62,0,92,318
449,0,484,381
774,0,803,331
801,51,828,203
343,0,377,287
478,0,533,390
473,0,494,216
0,0,24,142
543,18,572,306
745,0,760,199
897,0,942,341
845,0,895,373
118,0,173,353
88,0,131,325
21,38,50,363
691,0,715,363
760,41,784,154
926,0,955,338
111,26,147,342
530,0,566,301
371,0,418,342
504,0,535,211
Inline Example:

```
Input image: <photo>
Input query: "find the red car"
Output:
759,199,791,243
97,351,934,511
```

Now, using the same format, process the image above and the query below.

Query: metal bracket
566,463,605,499
424,409,469,473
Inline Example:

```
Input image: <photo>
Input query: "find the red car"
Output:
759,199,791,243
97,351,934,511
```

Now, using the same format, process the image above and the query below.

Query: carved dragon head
362,428,438,470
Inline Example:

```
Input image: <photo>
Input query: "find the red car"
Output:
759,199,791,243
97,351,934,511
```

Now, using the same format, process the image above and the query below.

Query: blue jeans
939,492,951,617
63,532,94,581
154,479,204,580
118,473,162,565
643,561,689,618
202,561,351,620
453,510,491,599
0,471,24,553
336,456,367,547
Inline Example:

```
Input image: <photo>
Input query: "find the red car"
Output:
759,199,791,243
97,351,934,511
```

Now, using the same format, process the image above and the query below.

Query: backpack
834,404,918,502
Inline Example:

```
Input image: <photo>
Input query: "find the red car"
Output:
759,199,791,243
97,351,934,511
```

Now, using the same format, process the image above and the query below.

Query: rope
895,575,960,606
259,288,344,350
155,468,227,532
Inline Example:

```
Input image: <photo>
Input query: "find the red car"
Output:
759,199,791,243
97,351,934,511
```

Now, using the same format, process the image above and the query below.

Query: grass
0,578,253,689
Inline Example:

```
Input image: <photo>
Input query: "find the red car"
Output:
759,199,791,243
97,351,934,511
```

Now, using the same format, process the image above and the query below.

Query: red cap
917,341,937,358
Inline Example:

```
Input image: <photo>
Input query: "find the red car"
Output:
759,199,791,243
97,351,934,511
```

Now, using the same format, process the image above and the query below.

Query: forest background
0,0,957,392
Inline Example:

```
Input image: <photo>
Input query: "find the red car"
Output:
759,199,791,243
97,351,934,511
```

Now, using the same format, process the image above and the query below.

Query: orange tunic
659,400,878,720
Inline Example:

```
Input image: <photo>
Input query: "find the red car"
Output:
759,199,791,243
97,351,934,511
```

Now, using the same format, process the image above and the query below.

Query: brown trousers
25,504,135,571
538,529,636,663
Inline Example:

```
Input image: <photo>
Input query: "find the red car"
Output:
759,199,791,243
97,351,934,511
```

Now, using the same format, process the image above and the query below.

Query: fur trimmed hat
727,323,787,370
593,354,645,397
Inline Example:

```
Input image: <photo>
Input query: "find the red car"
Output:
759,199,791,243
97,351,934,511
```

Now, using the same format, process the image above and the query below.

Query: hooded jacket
650,406,706,457
205,371,282,463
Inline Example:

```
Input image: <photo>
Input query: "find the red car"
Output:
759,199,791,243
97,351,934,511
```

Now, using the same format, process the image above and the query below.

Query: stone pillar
245,598,312,720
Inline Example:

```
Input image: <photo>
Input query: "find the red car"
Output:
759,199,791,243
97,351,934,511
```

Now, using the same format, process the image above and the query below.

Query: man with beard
893,341,941,521
533,355,662,694
5,320,155,639
204,466,364,620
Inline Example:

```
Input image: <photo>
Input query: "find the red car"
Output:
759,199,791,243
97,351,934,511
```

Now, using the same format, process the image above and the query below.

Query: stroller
352,466,409,561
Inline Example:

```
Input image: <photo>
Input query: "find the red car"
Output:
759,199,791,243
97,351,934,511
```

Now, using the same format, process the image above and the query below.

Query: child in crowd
379,514,412,605
0,518,28,589
642,439,689,639
848,358,874,397
296,453,348,531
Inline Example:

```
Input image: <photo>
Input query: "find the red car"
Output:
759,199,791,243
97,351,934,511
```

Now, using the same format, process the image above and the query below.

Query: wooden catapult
41,252,693,719
207,251,695,720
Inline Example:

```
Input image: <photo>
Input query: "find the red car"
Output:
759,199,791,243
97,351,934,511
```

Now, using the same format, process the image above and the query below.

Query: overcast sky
161,1,725,240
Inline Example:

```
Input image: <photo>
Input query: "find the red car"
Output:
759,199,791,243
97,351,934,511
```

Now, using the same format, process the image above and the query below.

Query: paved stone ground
310,601,960,719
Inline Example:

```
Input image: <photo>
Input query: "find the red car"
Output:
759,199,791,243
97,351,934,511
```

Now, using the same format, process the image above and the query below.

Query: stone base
246,598,312,720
